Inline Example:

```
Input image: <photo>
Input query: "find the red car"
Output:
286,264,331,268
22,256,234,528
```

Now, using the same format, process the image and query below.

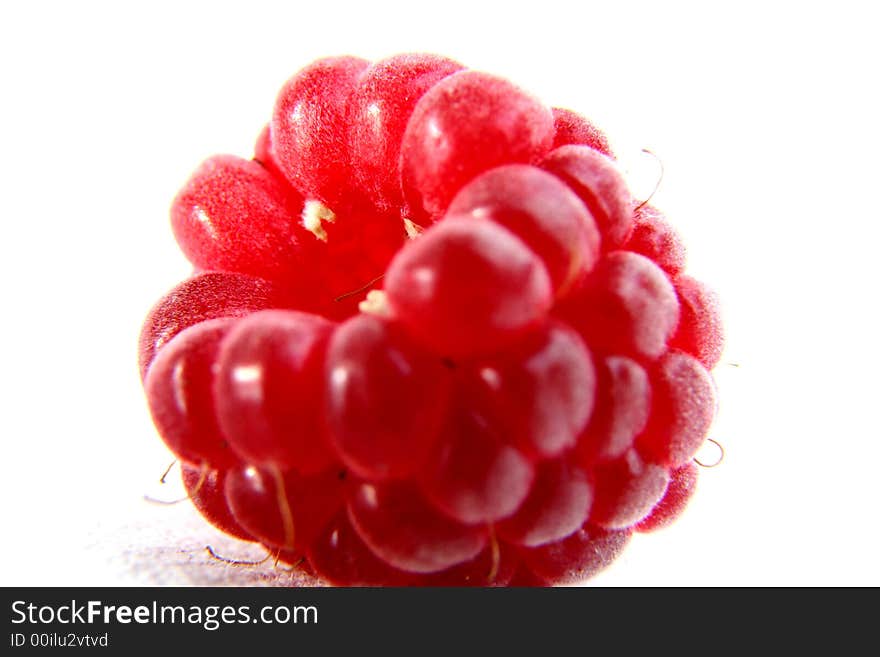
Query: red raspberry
141,53,723,586
508,566,552,587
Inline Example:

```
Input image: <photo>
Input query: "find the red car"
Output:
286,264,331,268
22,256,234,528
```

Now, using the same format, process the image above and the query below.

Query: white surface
0,0,877,586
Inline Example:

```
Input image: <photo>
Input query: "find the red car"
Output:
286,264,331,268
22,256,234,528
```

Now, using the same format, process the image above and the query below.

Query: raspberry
306,198,405,317
141,52,723,586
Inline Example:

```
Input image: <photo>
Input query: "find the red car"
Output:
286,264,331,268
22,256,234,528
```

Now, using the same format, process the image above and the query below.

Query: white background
1,0,877,586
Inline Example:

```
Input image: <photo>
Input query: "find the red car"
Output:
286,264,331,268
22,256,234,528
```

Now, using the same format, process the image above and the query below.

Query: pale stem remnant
358,289,392,317
403,218,425,240
302,200,336,242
